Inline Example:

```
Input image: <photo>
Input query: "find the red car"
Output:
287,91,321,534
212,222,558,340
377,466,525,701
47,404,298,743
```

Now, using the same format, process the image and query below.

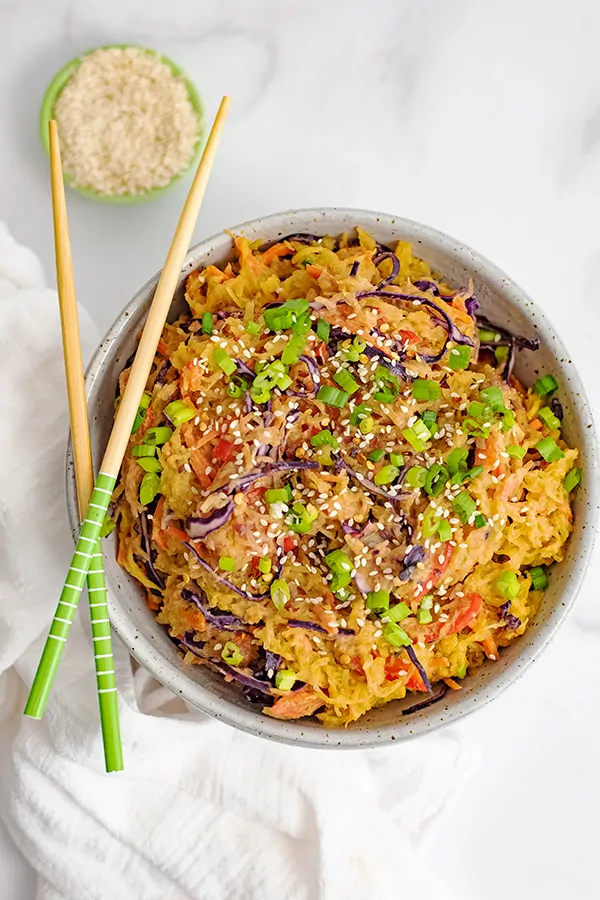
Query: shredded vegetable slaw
110,229,581,725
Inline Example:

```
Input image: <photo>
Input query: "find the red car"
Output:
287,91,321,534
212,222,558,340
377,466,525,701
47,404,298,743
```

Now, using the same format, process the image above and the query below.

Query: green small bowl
40,44,205,204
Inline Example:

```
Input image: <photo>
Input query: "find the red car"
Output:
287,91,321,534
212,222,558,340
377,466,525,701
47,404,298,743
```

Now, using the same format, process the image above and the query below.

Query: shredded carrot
157,340,169,357
530,418,542,430
443,678,462,691
261,241,294,264
205,264,232,282
196,428,218,449
480,633,498,659
146,589,160,611
306,264,323,279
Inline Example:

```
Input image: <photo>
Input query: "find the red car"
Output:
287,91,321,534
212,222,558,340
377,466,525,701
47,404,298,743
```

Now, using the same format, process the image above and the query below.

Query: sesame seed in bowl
40,45,204,202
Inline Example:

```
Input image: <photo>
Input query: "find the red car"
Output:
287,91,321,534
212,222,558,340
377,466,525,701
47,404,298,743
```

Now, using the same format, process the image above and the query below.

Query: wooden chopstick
46,119,123,771
24,96,231,722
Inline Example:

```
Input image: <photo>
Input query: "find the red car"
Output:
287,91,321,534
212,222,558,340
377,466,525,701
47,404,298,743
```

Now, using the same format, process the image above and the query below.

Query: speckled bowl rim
40,43,205,204
68,208,599,748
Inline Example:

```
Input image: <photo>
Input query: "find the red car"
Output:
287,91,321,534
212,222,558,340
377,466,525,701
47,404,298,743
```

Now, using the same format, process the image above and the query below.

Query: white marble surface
2,1,600,897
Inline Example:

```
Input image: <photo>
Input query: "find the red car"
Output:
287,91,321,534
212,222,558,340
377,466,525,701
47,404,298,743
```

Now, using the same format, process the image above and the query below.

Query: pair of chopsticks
25,97,231,773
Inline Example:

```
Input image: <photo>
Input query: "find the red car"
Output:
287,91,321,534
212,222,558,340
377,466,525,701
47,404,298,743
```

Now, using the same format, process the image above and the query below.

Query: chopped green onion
507,444,526,459
389,453,404,467
316,385,349,408
201,311,213,335
495,345,509,365
250,386,271,404
374,464,400,486
286,502,318,534
453,465,484,485
417,595,433,624
221,641,243,666
373,390,396,404
139,472,160,507
212,347,237,376
446,447,469,475
366,590,390,612
480,386,504,411
473,513,486,529
375,365,399,387
316,319,330,342
452,491,477,524
368,448,386,462
337,336,366,363
227,379,244,398
423,464,448,497
219,556,236,572
385,601,411,622
533,374,558,398
456,663,468,679
132,393,152,433
292,311,312,336
412,379,441,401
564,468,581,493
99,515,115,538
447,346,471,370
350,403,372,425
144,426,173,446
420,410,437,434
403,417,431,451
164,399,196,426
359,415,374,434
263,307,294,331
478,328,501,342
467,401,491,421
404,466,427,488
495,570,519,600
324,549,353,591
258,557,272,574
137,457,163,473
462,416,490,438
275,669,296,691
538,406,561,430
437,519,452,542
500,407,515,431
529,566,548,590
245,321,260,336
132,443,157,458
334,369,360,395
282,334,307,365
310,429,339,450
383,623,411,647
422,505,441,537
536,436,565,463
253,359,292,392
270,578,290,611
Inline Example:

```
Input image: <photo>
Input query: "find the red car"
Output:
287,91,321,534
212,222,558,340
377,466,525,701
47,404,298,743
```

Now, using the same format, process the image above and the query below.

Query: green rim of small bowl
40,44,205,204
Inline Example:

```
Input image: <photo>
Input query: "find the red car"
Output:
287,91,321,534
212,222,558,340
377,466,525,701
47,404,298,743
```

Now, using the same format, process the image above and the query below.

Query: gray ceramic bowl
67,208,599,748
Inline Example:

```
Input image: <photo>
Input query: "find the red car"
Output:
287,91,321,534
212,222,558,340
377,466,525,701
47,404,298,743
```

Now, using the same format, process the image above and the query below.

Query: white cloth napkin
0,224,477,900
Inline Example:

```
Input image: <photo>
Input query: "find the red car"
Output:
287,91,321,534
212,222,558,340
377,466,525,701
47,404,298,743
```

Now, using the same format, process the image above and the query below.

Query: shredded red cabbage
373,251,400,288
214,661,273,695
235,359,255,380
349,260,360,277
279,232,322,244
222,460,320,495
550,397,563,421
406,644,433,694
335,456,408,504
185,500,235,540
288,619,355,636
498,601,522,629
243,391,252,415
476,314,539,382
183,541,270,600
287,355,319,398
402,683,448,715
181,586,251,631
139,511,166,589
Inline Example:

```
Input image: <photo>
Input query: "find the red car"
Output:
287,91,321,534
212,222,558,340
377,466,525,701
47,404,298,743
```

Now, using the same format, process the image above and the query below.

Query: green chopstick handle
87,542,123,772
24,472,116,719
